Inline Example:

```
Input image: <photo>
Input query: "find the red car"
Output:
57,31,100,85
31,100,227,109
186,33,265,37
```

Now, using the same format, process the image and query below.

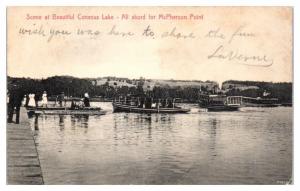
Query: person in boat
156,100,161,109
70,100,78,110
77,100,84,108
161,99,167,108
139,98,145,108
41,91,48,107
135,98,139,107
145,97,152,109
152,102,156,108
58,92,65,107
83,93,90,107
167,99,173,108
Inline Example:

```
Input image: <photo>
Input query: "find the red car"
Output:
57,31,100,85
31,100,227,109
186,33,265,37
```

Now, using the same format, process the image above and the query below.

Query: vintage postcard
6,6,293,184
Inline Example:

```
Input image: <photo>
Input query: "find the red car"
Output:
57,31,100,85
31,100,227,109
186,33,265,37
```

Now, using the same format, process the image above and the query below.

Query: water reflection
68,115,90,130
75,115,89,129
34,114,39,131
32,114,91,132
209,118,217,158
159,114,173,123
147,118,152,141
138,114,152,123
30,103,293,184
58,115,65,130
70,115,76,130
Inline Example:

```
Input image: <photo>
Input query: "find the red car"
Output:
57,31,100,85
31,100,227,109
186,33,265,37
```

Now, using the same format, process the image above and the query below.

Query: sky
7,7,293,84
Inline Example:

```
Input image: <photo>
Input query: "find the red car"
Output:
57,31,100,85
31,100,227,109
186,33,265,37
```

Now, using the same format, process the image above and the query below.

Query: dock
7,107,44,185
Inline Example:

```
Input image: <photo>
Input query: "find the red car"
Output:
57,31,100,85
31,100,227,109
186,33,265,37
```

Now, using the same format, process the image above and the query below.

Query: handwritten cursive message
17,11,275,68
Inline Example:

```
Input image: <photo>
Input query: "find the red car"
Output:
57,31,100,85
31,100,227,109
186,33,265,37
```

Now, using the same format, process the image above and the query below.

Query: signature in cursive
207,45,274,67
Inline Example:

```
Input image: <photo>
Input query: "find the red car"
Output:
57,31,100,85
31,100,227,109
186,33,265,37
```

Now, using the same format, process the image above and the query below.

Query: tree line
223,80,293,103
7,76,292,103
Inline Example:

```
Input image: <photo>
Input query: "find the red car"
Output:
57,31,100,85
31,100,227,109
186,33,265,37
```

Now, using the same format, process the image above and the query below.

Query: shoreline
7,107,44,185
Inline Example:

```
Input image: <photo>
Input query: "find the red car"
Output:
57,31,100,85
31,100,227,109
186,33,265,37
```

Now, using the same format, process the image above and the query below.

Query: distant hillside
222,80,293,103
90,77,218,91
7,76,218,102
7,76,292,104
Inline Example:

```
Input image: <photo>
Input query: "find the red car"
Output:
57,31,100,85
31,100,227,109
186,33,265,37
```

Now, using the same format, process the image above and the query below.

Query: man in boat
139,98,145,108
167,99,173,108
145,97,152,109
83,93,90,107
161,99,167,108
70,100,78,109
58,92,65,107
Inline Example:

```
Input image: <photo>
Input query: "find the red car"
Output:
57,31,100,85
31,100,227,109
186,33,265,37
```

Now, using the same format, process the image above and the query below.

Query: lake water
29,102,293,184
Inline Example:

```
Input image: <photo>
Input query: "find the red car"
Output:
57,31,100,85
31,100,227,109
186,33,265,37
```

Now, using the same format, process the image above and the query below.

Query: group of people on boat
25,91,91,108
7,87,92,123
115,96,177,109
70,93,91,109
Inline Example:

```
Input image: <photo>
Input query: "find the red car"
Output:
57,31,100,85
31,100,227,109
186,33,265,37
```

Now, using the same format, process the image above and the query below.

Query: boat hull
207,105,240,112
26,107,106,115
242,103,281,107
112,103,190,113
241,97,280,107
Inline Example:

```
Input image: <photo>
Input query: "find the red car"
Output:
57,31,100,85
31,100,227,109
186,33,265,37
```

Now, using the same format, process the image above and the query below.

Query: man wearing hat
7,86,24,124
83,93,90,107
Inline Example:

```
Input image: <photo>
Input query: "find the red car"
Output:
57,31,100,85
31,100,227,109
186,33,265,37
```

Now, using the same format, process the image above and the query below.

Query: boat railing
199,94,243,106
226,96,243,106
113,97,182,109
